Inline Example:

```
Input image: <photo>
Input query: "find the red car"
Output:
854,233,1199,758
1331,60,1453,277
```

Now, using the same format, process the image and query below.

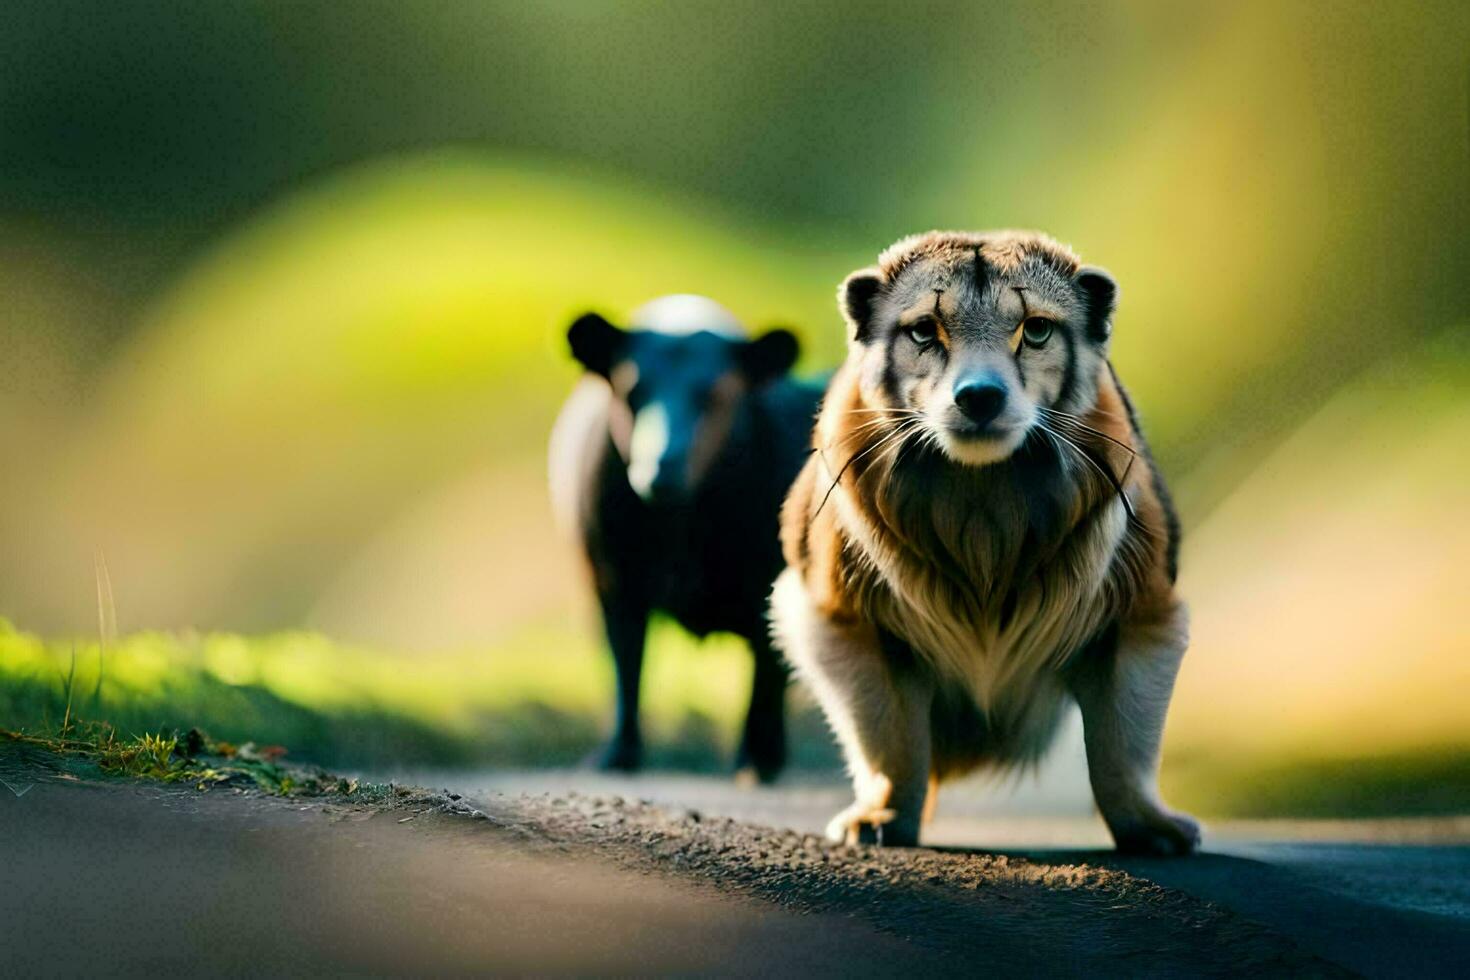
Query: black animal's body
550,295,822,781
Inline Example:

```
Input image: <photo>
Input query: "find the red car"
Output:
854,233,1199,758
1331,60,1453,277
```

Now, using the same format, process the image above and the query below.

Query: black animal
549,295,823,781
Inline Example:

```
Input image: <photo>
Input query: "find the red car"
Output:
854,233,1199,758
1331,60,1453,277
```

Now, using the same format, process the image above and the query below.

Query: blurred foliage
12,158,844,633
0,2,1467,807
1164,749,1470,820
1166,329,1470,803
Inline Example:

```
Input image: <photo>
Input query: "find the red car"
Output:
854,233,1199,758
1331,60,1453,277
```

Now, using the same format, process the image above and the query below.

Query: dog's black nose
954,380,1007,428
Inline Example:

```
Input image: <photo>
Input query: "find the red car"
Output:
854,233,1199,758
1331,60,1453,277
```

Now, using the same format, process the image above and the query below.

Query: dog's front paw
825,774,909,846
825,800,897,846
1110,808,1201,857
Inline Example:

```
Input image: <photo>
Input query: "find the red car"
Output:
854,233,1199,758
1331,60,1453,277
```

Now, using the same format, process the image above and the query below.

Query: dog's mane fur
781,232,1179,776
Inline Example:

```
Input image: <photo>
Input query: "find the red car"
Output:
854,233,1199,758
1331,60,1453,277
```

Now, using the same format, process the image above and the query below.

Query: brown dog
772,231,1198,854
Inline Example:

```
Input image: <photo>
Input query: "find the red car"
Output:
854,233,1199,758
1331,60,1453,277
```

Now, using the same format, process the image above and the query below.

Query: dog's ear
567,312,626,377
740,328,800,384
839,269,883,342
1075,266,1118,342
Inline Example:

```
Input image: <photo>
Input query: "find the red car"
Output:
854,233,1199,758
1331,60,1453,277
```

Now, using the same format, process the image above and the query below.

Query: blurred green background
2,1,1466,815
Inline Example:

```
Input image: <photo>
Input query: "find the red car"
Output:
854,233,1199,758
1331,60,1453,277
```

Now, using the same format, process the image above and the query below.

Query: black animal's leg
736,633,789,784
598,593,649,773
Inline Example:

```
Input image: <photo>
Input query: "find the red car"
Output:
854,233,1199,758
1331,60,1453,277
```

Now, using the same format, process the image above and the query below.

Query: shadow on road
941,845,1470,979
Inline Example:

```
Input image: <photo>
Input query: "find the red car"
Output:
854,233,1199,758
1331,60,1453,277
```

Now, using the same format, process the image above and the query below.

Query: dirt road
2,756,1467,977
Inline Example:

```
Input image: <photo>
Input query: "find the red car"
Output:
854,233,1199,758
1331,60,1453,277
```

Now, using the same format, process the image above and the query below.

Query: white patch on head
626,402,670,499
628,294,747,338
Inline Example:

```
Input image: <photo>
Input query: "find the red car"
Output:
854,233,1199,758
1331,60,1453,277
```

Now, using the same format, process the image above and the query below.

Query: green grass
0,722,362,796
0,617,839,773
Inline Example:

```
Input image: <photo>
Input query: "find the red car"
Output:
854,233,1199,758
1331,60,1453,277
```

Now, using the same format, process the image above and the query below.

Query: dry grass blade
60,645,77,738
93,549,116,712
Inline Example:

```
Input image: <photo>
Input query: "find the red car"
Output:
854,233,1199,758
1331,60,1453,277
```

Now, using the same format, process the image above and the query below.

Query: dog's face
840,232,1117,466
568,313,798,503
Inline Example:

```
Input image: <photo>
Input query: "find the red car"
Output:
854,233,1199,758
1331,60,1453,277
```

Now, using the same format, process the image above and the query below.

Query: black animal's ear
1075,266,1118,342
567,312,626,377
740,328,800,384
839,269,883,342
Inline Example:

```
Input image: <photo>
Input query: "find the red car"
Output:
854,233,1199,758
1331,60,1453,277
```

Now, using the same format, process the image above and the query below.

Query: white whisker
813,420,921,519
1038,408,1137,457
1037,420,1138,522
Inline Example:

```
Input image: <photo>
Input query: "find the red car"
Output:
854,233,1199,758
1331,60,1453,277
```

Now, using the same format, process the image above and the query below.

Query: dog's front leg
772,569,932,846
1068,603,1200,856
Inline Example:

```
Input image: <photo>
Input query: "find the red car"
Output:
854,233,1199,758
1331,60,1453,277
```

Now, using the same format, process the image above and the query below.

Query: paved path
394,767,1470,977
3,756,1468,977
0,778,963,977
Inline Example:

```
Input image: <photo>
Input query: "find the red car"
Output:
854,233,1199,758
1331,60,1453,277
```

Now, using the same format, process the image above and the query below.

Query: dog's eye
906,317,938,347
1021,317,1054,347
